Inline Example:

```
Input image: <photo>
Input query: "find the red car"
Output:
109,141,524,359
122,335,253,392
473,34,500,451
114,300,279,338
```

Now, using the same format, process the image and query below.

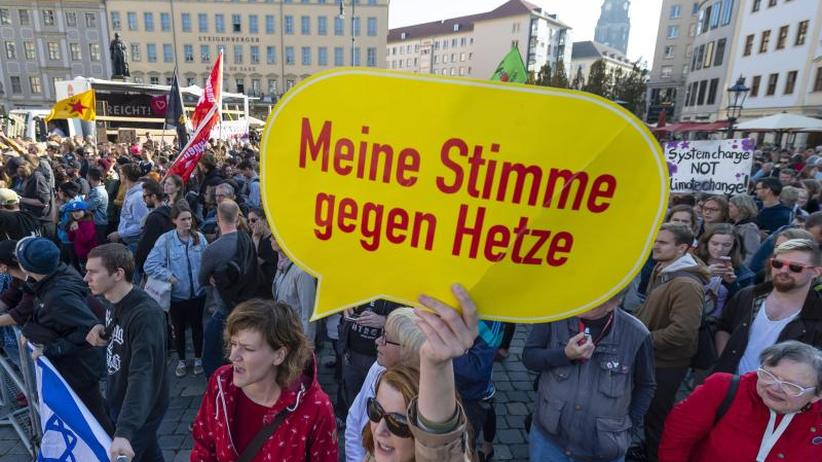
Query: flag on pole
168,50,223,181
166,70,190,150
45,89,96,122
490,46,528,84
36,355,112,462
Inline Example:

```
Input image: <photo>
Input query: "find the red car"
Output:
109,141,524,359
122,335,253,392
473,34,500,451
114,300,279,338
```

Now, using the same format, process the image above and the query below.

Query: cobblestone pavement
0,325,535,462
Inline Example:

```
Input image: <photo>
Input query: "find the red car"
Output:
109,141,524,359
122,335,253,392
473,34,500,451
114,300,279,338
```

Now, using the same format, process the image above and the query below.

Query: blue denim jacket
144,229,207,301
84,185,108,226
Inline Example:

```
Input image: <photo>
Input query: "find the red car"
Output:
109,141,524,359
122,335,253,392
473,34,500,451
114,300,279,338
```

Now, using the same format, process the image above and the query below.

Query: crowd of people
0,132,820,462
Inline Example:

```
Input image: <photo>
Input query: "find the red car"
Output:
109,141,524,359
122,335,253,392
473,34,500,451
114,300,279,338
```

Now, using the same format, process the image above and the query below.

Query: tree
611,60,649,118
535,63,552,87
570,66,585,90
582,59,609,97
550,59,569,88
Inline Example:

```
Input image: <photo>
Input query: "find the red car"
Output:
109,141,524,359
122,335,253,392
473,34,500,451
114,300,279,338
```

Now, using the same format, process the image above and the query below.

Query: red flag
190,50,223,130
168,106,219,181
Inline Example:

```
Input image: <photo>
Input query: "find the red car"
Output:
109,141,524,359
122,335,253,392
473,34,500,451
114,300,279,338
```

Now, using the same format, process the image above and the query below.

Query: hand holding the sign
355,311,386,329
109,437,134,462
565,332,595,361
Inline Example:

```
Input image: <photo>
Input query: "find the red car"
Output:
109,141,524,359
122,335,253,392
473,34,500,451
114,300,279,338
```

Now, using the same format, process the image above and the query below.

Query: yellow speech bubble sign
261,69,668,323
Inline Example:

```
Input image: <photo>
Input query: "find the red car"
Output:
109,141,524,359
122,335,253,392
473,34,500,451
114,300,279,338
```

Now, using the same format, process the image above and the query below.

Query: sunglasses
770,259,814,273
367,397,411,438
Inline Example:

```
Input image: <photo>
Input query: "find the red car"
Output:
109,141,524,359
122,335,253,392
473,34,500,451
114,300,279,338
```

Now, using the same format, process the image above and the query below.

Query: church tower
594,0,631,55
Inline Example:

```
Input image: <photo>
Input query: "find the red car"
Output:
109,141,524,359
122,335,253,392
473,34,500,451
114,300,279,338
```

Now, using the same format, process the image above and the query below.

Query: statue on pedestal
110,33,130,79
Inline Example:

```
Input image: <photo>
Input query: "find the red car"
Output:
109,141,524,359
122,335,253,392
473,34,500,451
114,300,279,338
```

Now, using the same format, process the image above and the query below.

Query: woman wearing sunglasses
659,341,822,461
362,284,479,462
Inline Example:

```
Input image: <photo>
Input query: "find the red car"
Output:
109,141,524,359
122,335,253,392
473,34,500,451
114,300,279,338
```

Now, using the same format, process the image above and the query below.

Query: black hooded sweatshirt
103,286,169,441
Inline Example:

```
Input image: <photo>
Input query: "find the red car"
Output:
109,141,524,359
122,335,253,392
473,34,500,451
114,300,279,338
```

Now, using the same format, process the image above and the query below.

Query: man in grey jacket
523,289,656,462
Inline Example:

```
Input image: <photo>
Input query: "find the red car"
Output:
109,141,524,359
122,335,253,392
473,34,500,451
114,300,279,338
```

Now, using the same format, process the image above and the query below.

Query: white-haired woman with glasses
659,341,822,461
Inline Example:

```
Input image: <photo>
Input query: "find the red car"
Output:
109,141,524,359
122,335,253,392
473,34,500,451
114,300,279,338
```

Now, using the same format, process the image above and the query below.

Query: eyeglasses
377,333,400,347
770,258,815,273
756,368,817,397
367,397,411,438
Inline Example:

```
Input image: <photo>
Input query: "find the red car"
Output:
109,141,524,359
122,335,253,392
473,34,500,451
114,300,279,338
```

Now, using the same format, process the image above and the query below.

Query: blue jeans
529,425,625,462
202,310,227,379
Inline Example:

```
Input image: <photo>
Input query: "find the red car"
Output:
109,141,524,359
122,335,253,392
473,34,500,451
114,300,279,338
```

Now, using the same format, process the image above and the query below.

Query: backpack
653,270,719,369
213,232,258,310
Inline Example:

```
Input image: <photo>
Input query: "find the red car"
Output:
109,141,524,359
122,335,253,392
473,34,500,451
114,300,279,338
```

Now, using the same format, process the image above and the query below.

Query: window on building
70,43,81,60
143,12,154,31
232,14,241,33
367,47,376,66
111,12,121,30
683,64,689,75
4,41,15,59
776,25,789,49
182,13,192,32
750,75,761,96
766,73,778,95
23,41,35,60
187,78,195,86
161,13,170,31
767,0,776,6
814,67,822,92
147,43,157,62
9,76,20,94
335,16,344,36
714,38,726,66
460,52,466,62
709,2,720,29
47,42,60,60
131,43,141,61
353,47,361,66
29,76,41,94
334,47,344,66
285,46,294,64
184,44,194,63
720,0,733,25
86,12,96,27
286,79,295,90
744,34,754,56
667,25,679,39
127,12,137,31
266,15,275,34
234,45,242,63
301,46,311,65
163,44,173,62
251,78,260,95
164,77,172,85
235,78,244,93
752,0,761,12
703,41,714,68
285,16,294,34
784,70,797,94
661,65,673,79
796,20,809,46
266,46,276,64
201,44,210,62
89,43,100,61
697,80,707,105
216,14,225,33
694,44,704,70
318,47,328,65
367,17,377,36
66,12,77,27
664,45,675,59
250,45,259,64
43,10,55,26
670,4,681,18
707,78,719,104
150,76,160,85
301,16,310,34
0,9,9,25
353,17,361,36
250,15,258,34
699,6,709,33
759,30,770,53
268,79,277,95
199,13,208,32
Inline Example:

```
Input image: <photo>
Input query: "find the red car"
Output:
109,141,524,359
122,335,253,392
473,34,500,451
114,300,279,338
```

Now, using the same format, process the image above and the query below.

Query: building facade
570,40,634,85
0,1,112,110
386,0,571,80
104,0,388,102
646,0,699,123
594,0,631,55
679,0,742,122
722,0,822,120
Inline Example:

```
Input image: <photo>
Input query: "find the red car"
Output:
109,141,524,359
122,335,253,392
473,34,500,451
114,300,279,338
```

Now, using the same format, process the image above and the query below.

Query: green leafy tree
611,60,649,117
550,59,569,88
582,59,609,97
570,66,585,90
536,63,552,86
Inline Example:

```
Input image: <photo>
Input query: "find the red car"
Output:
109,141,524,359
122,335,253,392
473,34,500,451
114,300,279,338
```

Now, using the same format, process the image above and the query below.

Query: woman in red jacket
190,299,338,462
660,340,822,462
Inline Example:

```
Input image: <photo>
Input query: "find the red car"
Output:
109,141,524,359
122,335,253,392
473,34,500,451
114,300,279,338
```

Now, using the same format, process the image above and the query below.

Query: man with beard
714,238,822,375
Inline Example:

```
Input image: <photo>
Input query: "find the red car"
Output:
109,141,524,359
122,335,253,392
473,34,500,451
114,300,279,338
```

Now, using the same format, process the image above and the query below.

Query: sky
389,0,665,68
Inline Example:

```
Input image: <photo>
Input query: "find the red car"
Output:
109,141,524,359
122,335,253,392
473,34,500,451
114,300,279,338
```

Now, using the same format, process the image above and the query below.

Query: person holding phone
694,224,755,317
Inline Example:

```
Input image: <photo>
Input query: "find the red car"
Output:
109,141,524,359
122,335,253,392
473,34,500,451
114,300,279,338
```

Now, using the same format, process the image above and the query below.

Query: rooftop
571,41,632,64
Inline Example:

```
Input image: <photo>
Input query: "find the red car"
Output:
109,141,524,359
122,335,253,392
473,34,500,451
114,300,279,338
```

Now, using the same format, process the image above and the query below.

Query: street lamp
338,1,356,66
726,75,750,138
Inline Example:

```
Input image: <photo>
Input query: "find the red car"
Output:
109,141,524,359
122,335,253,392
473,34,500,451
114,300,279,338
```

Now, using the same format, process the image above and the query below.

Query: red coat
660,372,822,462
67,220,97,260
190,357,338,462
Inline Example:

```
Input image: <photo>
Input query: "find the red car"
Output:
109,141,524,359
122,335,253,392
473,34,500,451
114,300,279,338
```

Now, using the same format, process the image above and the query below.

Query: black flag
165,70,189,150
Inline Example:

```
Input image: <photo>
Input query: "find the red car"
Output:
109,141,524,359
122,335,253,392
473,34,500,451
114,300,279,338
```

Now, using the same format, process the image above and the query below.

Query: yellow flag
46,89,96,122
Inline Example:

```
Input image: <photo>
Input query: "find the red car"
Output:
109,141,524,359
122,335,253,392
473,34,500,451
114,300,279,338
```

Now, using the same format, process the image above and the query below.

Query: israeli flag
35,356,111,462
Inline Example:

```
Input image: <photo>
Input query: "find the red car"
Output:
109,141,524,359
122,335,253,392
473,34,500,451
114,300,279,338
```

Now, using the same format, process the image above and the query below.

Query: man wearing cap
65,159,90,196
12,158,53,237
0,188,40,240
15,237,113,434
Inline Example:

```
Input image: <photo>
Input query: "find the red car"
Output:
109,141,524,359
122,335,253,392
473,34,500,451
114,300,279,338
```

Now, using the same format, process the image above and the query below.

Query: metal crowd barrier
0,326,41,459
